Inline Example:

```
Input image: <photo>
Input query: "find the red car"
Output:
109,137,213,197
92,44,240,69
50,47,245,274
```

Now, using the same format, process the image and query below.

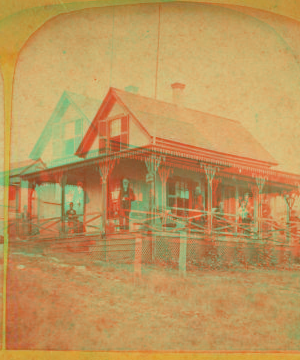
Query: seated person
66,202,77,219
66,202,77,232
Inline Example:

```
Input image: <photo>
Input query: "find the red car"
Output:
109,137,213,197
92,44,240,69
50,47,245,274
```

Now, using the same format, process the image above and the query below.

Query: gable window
110,118,121,137
99,116,129,154
52,124,63,159
110,118,122,152
63,119,83,156
51,120,82,159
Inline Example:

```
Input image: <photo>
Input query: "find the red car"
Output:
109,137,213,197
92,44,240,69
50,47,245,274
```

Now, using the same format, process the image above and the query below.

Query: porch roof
21,145,300,191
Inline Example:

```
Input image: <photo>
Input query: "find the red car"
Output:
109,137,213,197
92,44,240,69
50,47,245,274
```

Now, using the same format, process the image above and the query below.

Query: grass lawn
6,249,300,351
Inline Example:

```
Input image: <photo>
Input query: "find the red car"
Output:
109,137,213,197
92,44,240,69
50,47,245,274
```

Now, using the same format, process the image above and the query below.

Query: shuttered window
52,120,83,158
99,120,107,153
99,116,129,153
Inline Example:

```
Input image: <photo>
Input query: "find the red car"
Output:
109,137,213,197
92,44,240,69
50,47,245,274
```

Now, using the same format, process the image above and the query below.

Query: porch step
45,235,100,254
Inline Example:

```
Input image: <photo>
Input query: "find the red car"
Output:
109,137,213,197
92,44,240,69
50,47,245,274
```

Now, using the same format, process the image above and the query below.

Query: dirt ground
5,248,300,351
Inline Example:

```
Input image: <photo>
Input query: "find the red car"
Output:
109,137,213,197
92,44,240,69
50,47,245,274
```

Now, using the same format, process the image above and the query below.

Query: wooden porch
9,146,300,271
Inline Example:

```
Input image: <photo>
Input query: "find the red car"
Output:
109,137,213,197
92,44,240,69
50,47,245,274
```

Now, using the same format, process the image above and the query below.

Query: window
52,124,63,158
52,140,61,158
52,124,61,138
167,178,192,216
62,119,82,157
110,119,121,137
64,121,75,140
109,118,122,152
51,120,82,159
98,116,129,154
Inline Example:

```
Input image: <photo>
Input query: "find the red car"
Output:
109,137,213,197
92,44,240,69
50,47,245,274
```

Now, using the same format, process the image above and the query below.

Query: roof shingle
113,88,277,165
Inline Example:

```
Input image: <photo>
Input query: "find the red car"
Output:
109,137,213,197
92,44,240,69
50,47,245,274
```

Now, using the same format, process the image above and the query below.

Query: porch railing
7,207,300,248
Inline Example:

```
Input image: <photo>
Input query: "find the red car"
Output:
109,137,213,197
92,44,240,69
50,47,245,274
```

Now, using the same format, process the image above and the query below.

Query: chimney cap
125,85,139,94
171,82,186,90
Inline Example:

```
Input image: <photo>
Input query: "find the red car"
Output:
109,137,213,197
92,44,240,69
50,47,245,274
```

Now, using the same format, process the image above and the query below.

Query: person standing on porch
193,186,205,227
238,193,253,233
215,200,227,232
119,178,135,231
69,181,89,215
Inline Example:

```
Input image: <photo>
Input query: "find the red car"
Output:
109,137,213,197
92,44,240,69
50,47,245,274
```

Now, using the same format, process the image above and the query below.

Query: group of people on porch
63,177,299,237
191,188,273,234
66,177,136,233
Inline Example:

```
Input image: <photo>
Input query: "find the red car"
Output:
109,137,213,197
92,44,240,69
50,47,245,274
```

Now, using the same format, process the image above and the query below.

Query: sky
6,2,300,174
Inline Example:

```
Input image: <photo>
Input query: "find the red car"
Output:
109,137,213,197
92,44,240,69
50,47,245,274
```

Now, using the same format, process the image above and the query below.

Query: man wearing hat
119,178,135,231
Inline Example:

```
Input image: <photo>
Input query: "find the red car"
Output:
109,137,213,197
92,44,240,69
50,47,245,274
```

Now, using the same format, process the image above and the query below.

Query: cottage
13,84,300,251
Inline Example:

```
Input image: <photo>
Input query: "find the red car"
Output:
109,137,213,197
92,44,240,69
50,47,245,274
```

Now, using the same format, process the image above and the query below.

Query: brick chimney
171,82,186,107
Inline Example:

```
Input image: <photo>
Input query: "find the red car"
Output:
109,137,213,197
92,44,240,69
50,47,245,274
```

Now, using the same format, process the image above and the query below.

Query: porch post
27,180,36,235
212,178,221,235
145,155,161,225
235,180,239,236
102,178,108,233
283,191,297,245
99,159,115,235
15,185,21,237
60,174,67,234
36,183,41,231
158,165,172,225
212,178,221,210
250,184,259,235
203,164,217,235
83,180,87,229
145,155,161,263
255,177,266,239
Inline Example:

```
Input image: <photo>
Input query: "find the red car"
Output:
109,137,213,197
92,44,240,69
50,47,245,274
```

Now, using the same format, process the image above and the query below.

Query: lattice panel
277,247,292,269
216,243,236,268
186,238,198,266
142,236,152,264
88,244,106,262
154,236,180,266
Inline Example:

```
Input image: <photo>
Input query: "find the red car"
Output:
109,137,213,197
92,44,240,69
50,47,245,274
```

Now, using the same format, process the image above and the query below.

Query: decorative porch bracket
283,190,299,245
211,177,221,236
212,178,221,206
250,184,259,234
254,176,267,238
98,159,115,235
27,180,36,235
158,165,173,224
202,164,218,235
56,171,67,235
145,155,161,223
234,177,239,236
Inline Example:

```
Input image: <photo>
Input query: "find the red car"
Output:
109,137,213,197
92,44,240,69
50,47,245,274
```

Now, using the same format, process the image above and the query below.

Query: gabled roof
10,159,47,177
66,91,102,121
0,159,47,186
77,87,277,167
30,91,102,160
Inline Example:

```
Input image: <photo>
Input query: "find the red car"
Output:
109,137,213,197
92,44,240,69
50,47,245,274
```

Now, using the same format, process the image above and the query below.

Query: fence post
135,232,143,278
179,230,187,275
